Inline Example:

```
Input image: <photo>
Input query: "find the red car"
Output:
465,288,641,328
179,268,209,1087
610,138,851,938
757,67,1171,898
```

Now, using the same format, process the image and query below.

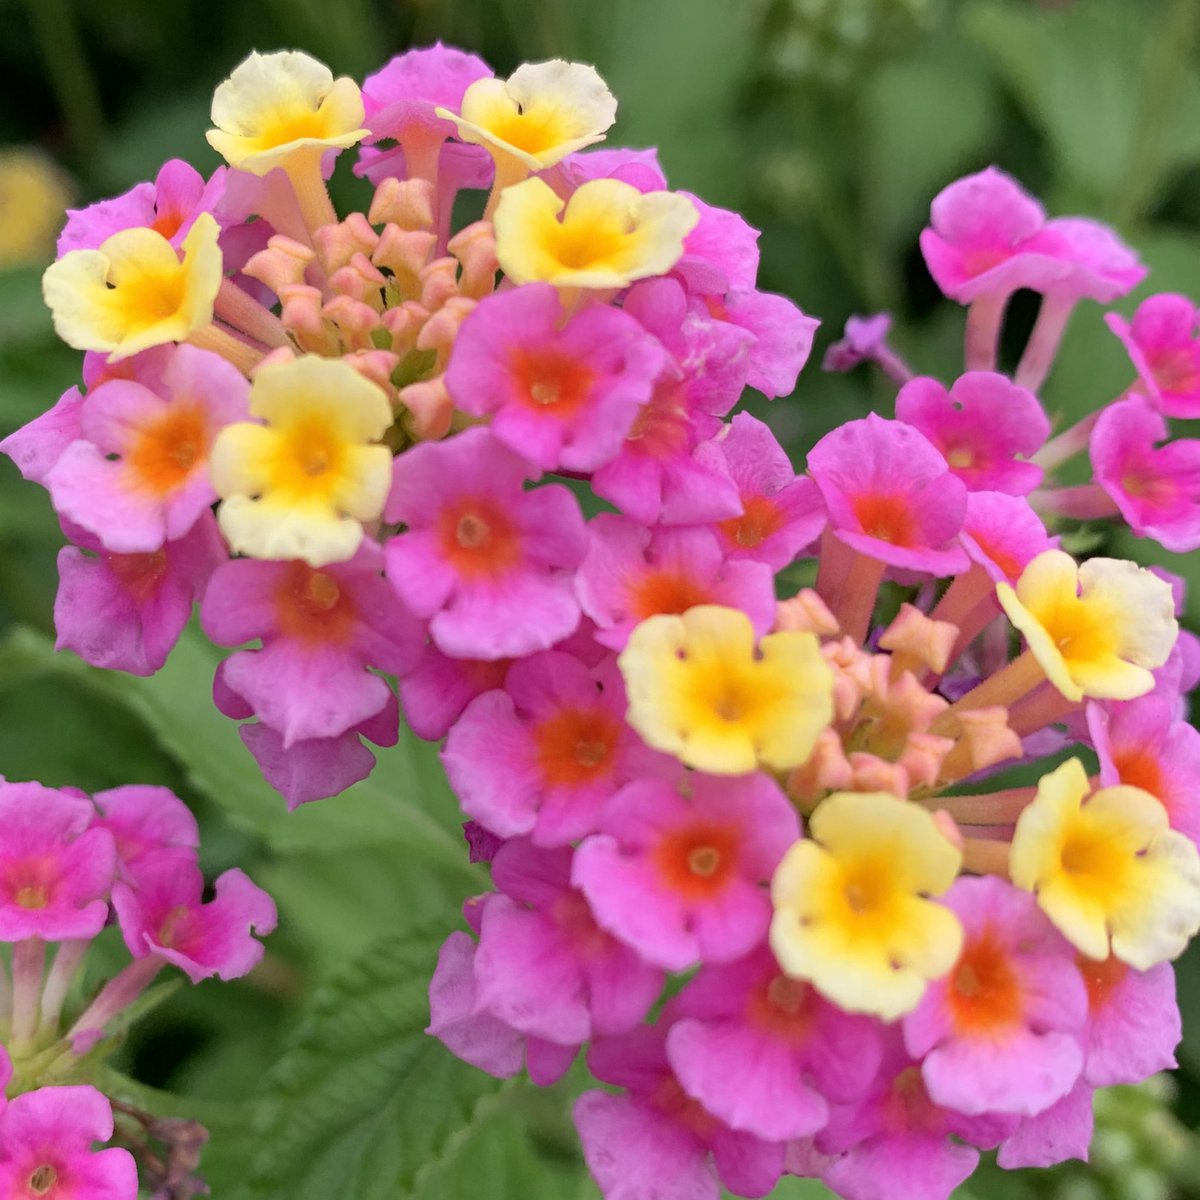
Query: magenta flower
703,414,826,569
577,1026,785,1200
443,650,676,845
672,192,762,295
468,839,664,1045
91,785,199,883
572,772,799,970
444,284,665,472
1090,395,1200,552
895,373,1049,495
1088,695,1200,845
664,945,884,1142
817,1035,1017,1200
202,541,420,746
427,929,578,1085
575,513,777,650
54,512,226,676
807,414,969,574
0,387,84,485
385,428,588,659
112,852,276,983
959,491,1055,584
0,1086,137,1200
57,158,226,255
46,345,251,553
397,645,512,741
720,289,819,399
1108,293,1200,418
0,782,116,943
902,876,1087,1117
996,1080,1095,1170
561,146,668,192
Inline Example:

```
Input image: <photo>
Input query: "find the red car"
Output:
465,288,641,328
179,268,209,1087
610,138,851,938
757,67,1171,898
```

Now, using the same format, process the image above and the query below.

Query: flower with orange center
211,355,393,567
901,876,1087,1116
998,550,1178,702
618,604,833,774
573,772,800,970
42,213,222,361
1010,757,1200,968
45,345,250,553
443,650,678,847
770,790,963,1020
494,177,699,290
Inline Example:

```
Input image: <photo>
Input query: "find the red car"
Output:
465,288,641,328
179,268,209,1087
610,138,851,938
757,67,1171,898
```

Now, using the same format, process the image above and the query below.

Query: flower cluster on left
0,779,273,1197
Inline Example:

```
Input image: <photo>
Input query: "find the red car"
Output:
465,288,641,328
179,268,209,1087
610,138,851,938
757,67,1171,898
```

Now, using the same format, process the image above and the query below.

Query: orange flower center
965,531,1022,581
624,381,688,459
851,493,916,546
533,707,620,788
1077,951,1128,1013
746,973,817,1045
438,500,522,580
275,562,357,646
510,347,596,417
1149,347,1200,396
107,549,169,603
631,569,711,621
1112,746,1165,801
946,925,1022,1035
126,402,209,496
719,494,784,550
652,821,739,900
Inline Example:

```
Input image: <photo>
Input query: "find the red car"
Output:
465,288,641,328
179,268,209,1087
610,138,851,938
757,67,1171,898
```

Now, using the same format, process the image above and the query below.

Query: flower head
211,355,393,567
42,213,222,361
1010,757,1200,969
770,791,963,1020
618,604,834,775
207,50,367,174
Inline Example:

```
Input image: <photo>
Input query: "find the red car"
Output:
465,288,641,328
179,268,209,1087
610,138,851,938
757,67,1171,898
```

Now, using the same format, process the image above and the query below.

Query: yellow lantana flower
442,60,617,173
210,355,393,567
207,51,367,176
1010,757,1200,969
997,550,1177,701
41,213,222,362
494,177,698,289
770,791,963,1020
618,604,833,775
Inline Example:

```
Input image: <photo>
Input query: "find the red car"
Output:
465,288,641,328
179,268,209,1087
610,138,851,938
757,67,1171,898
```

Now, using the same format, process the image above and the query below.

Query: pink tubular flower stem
38,939,91,1039
964,291,1010,372
1032,409,1102,471
66,956,163,1052
1015,294,1077,393
1032,484,1122,521
10,939,45,1053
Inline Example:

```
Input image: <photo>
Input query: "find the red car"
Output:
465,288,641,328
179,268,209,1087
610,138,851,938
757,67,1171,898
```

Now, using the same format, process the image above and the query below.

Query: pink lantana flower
572,772,800,970
919,167,1061,303
0,1086,137,1200
1108,293,1200,418
427,929,578,1086
1074,951,1180,1087
561,146,668,193
112,852,276,983
664,945,884,1142
575,513,777,650
54,512,226,677
1090,395,1200,552
959,491,1056,585
356,43,493,188
895,373,1049,496
91,785,199,883
576,1026,785,1200
902,876,1087,1117
57,158,226,255
385,427,588,659
445,284,665,472
1088,695,1200,846
592,278,747,526
0,783,116,943
703,412,826,570
807,414,969,575
397,644,512,741
817,1035,1018,1200
0,387,84,486
468,839,664,1046
995,1079,1095,1170
46,345,251,553
201,541,421,746
443,650,676,846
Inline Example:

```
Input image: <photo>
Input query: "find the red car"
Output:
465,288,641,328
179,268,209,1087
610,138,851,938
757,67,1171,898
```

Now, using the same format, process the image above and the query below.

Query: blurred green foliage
2,0,1200,1195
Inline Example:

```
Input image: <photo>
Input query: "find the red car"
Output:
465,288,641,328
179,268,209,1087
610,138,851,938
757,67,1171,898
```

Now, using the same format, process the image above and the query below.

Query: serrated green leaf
243,927,526,1200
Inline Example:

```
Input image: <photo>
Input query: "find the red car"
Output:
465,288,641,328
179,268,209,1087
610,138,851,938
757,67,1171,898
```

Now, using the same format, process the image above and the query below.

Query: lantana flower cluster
6,39,1200,1200
0,779,274,1197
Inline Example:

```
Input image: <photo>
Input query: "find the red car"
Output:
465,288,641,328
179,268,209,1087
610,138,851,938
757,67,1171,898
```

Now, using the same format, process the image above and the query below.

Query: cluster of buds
5,37,1200,1200
0,779,273,1197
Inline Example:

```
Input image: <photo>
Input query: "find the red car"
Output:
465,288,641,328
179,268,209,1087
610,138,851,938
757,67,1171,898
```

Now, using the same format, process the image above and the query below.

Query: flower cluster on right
7,43,1200,1200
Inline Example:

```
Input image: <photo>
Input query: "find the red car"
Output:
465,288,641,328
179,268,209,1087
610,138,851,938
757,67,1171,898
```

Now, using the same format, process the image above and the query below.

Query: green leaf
0,268,56,348
243,927,545,1200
